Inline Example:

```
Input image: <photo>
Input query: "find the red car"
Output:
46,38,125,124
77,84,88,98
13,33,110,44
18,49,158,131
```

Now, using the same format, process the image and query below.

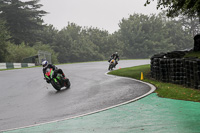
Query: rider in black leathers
108,52,120,67
42,60,66,83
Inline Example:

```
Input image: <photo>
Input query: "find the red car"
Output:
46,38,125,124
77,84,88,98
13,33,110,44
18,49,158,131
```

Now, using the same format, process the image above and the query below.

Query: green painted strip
3,93,200,133
6,63,14,69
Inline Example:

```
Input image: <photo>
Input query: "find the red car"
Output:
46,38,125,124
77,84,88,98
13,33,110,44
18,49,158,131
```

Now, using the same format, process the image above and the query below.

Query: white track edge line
1,71,156,132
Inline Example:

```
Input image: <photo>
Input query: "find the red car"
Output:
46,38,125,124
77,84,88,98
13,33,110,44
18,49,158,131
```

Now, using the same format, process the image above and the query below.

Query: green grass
184,51,200,58
108,64,200,102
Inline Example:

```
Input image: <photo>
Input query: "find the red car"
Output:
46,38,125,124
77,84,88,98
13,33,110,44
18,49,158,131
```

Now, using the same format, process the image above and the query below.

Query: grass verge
184,51,200,58
108,64,200,102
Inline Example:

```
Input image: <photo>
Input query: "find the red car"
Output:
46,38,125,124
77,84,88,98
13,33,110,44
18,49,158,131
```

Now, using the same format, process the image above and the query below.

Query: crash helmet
115,52,118,54
42,60,48,68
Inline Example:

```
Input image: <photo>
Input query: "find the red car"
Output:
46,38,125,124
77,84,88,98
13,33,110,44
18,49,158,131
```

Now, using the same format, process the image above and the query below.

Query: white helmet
42,60,48,68
115,52,118,54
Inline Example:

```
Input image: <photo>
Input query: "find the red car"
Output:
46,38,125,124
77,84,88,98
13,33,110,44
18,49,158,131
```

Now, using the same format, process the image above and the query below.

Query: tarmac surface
1,60,200,133
0,60,150,131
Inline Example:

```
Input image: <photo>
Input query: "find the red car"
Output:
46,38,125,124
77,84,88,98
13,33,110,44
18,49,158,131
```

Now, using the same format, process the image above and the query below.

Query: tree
104,32,124,58
38,24,59,45
52,23,79,63
178,15,200,36
118,13,193,59
164,19,193,50
5,43,37,62
33,42,59,64
0,20,9,62
52,23,104,63
145,0,200,18
0,0,47,45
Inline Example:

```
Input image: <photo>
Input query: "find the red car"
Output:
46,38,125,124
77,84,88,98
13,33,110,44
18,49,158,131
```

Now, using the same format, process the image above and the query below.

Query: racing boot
62,73,66,79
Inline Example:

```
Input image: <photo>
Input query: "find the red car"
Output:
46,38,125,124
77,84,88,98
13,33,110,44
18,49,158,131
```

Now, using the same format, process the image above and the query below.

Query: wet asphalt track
0,60,151,131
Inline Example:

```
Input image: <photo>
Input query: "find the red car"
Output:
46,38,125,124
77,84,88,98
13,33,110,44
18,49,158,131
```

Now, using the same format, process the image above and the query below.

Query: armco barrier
0,63,35,69
13,63,21,68
21,63,28,68
0,63,6,69
6,63,14,69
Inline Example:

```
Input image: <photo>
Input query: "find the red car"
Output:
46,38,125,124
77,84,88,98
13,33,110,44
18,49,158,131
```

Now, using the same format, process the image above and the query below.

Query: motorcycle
108,59,116,70
45,68,71,91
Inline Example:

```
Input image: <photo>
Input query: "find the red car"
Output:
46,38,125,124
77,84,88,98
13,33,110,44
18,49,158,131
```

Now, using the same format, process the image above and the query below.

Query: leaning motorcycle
108,59,116,70
45,68,71,91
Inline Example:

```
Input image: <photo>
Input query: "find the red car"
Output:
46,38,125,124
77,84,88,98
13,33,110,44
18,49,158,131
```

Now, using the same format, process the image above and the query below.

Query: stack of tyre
150,58,159,80
159,58,169,82
150,34,200,89
184,58,200,89
150,53,166,81
174,58,184,85
151,51,187,83
151,53,200,89
168,58,176,84
197,59,200,89
184,59,191,87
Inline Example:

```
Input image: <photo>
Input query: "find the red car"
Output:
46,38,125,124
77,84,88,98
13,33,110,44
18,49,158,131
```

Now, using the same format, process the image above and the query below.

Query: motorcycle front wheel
108,64,113,70
51,80,61,91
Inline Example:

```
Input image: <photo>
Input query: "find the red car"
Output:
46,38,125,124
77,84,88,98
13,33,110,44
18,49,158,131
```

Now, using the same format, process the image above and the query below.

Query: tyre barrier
0,63,35,69
151,51,200,89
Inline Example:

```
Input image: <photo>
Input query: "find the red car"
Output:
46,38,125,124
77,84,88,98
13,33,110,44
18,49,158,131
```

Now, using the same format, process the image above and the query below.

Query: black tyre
109,64,113,70
64,78,71,88
51,80,61,91
108,65,111,70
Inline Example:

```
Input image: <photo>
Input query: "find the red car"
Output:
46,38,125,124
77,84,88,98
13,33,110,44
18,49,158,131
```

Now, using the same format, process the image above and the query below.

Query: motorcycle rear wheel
64,78,71,88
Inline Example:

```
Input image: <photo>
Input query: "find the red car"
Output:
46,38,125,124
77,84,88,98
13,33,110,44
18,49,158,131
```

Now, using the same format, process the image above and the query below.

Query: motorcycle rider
42,60,66,83
109,52,120,67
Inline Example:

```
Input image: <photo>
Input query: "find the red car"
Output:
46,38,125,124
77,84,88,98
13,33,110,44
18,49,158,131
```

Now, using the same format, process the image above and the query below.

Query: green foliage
178,15,200,36
0,0,47,45
164,19,193,50
0,20,9,62
5,42,59,63
118,13,193,59
184,51,200,58
0,0,196,63
5,43,37,62
52,23,81,63
52,23,114,63
145,0,200,18
38,24,59,45
33,42,59,64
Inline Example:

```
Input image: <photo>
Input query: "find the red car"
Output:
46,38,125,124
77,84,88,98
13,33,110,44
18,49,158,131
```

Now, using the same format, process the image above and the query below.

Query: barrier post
141,72,144,80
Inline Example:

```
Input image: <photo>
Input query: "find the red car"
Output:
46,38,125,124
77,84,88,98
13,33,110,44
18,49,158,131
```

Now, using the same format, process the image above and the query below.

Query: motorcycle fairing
45,68,53,76
45,68,53,80
111,59,115,63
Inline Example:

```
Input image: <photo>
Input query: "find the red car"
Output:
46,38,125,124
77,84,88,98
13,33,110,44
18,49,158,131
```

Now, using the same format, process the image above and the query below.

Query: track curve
0,60,152,131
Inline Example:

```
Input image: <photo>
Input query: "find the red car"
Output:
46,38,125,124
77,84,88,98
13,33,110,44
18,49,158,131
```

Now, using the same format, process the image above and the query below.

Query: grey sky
38,0,161,33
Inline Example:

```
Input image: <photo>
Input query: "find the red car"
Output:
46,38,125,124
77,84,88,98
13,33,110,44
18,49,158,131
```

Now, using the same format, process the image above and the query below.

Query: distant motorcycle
108,59,116,70
45,68,71,91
